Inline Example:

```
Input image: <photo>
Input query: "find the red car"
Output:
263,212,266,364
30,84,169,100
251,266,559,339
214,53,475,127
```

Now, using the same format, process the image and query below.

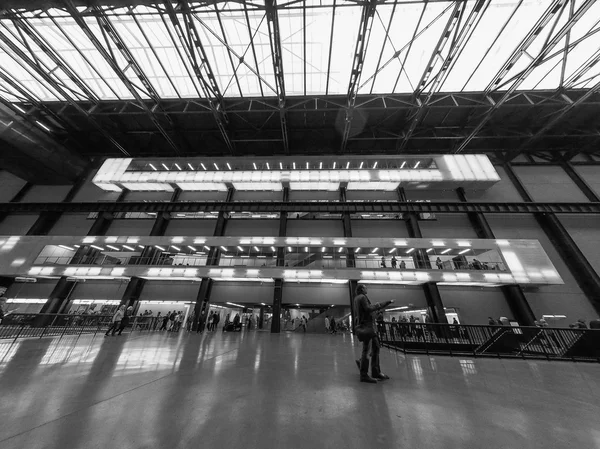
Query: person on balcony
391,256,397,269
380,256,386,268
353,284,394,383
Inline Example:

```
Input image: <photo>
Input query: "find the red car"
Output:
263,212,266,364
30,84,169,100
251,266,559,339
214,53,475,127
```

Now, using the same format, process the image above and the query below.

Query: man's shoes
360,376,377,384
355,360,361,371
373,373,390,381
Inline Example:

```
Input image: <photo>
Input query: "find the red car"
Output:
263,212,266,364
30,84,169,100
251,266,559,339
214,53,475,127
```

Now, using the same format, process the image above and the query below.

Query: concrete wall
141,281,200,301
286,219,344,237
48,213,92,236
282,283,349,305
438,287,512,325
419,214,479,239
573,165,600,198
5,280,57,299
224,220,280,237
210,282,274,304
350,220,409,238
71,280,129,300
0,171,27,202
179,191,228,202
107,219,154,236
558,214,600,276
0,214,38,235
20,185,71,203
468,165,523,202
513,165,588,202
485,214,598,321
163,219,217,237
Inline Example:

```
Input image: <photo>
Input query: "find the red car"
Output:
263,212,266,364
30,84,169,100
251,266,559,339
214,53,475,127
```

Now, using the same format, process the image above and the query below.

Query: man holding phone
353,284,394,383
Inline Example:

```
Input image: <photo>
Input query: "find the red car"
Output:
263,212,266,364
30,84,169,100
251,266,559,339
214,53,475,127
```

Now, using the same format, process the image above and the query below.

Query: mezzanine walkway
0,331,599,449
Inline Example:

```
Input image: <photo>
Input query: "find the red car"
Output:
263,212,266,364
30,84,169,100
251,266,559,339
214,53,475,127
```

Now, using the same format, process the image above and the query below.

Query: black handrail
376,322,600,363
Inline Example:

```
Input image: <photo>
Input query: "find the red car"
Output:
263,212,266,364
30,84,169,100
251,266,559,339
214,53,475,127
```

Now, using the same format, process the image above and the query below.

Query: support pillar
192,187,234,332
35,277,77,326
119,276,145,309
423,282,448,324
505,163,600,315
404,213,431,269
341,187,357,320
272,279,283,333
456,187,536,325
271,187,288,333
259,306,265,329
26,211,63,236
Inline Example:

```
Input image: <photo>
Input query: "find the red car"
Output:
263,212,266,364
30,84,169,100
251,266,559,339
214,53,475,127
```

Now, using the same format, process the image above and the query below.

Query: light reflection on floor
0,331,599,449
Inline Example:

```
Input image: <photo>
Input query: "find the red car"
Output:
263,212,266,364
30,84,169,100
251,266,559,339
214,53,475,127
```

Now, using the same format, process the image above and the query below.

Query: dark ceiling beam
454,0,595,154
63,0,182,156
340,0,377,153
399,1,470,152
265,0,289,154
0,19,129,156
162,1,235,154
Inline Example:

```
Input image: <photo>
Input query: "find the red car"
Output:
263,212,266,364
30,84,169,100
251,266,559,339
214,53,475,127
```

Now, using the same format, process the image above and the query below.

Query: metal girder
58,90,600,116
340,0,378,153
1,201,600,215
265,0,289,154
454,0,596,154
399,1,468,151
62,0,182,156
162,1,235,155
0,22,130,155
516,78,600,154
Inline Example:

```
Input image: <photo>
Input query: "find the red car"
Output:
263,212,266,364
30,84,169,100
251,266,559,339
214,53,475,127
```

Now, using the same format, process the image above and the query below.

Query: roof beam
265,0,289,154
162,1,235,154
63,0,182,156
454,0,596,154
0,20,129,156
340,0,378,153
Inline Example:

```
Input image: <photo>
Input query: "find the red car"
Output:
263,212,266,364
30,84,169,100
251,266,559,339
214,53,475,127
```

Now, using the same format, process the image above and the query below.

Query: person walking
159,311,170,331
116,306,133,336
353,284,393,383
213,312,221,331
324,315,330,333
391,256,397,269
105,305,125,336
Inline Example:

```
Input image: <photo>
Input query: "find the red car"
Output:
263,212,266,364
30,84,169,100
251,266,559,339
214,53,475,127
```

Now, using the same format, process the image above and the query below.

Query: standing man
324,315,330,333
391,256,397,269
105,305,125,336
353,284,393,383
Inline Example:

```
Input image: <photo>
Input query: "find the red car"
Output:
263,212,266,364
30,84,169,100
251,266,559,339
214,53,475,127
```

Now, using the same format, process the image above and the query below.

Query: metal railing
32,255,507,271
0,313,183,341
377,322,600,362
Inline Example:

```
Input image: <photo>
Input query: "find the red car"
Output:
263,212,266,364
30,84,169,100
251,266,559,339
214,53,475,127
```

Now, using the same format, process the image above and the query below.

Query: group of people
381,256,407,269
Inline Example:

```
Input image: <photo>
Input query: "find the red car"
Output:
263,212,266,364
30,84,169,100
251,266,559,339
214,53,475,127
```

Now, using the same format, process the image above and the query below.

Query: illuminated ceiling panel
1,1,599,102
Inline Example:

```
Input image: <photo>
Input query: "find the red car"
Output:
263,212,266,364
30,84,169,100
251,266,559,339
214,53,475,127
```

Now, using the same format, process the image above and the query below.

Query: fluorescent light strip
36,121,50,132
123,245,135,251
279,162,283,169
426,248,433,253
237,246,244,252
187,246,196,251
149,164,157,171
162,163,169,171
155,245,165,251
271,246,276,252
389,248,396,254
253,246,260,252
266,162,270,169
227,163,232,170
220,246,227,251
441,248,452,254
204,246,210,250
213,163,219,170
373,161,377,169
333,162,336,169
175,163,182,171
458,249,470,255
400,161,406,168
406,248,415,254
187,163,194,170
201,163,207,170
414,161,420,168
106,245,120,251
171,246,181,251
355,248,361,253
371,248,379,253
58,245,75,251
90,245,104,251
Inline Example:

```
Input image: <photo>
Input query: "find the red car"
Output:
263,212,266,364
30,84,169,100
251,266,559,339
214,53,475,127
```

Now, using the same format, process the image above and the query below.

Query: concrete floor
0,331,599,449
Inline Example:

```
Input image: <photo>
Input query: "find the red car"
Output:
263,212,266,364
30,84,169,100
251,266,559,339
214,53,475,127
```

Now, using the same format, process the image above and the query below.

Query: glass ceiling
0,0,599,103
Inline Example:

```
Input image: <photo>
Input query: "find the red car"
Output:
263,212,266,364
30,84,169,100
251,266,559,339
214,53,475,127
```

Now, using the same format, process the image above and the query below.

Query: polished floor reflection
1,331,599,449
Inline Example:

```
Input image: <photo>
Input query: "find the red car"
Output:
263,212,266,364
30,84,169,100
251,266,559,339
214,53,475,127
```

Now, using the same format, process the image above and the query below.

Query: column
456,187,536,326
505,163,600,315
193,187,234,332
340,187,357,323
271,187,288,333
119,276,145,309
35,277,78,326
401,199,446,323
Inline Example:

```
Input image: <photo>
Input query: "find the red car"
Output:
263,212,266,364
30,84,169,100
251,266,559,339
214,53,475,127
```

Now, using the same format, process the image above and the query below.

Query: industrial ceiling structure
1,0,600,183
